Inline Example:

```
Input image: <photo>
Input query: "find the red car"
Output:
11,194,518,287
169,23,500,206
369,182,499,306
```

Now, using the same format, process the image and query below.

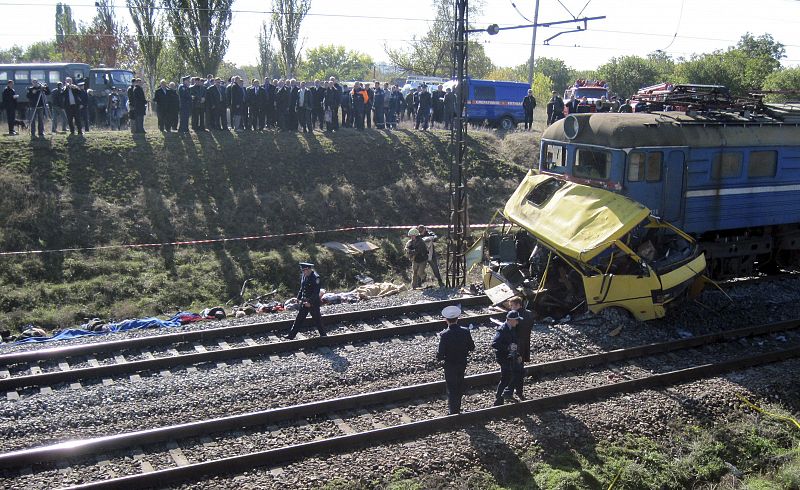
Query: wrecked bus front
502,172,706,321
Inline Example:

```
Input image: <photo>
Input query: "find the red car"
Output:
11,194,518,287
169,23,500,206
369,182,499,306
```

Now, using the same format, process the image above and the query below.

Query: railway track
0,296,494,396
1,318,797,489
1,272,796,397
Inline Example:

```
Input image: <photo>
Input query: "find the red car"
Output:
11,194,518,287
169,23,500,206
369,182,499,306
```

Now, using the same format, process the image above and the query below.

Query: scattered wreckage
480,172,707,321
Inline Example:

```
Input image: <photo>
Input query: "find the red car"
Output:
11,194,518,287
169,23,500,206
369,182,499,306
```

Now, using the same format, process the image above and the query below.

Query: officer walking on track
492,310,523,405
508,296,533,400
436,305,475,414
284,262,327,340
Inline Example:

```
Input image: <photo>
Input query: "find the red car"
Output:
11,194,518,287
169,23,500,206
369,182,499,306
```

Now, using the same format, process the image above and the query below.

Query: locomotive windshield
574,148,611,180
542,143,567,173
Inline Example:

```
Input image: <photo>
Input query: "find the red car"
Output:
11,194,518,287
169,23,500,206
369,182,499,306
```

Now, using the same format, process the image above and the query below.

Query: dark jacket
27,84,50,109
437,324,475,363
275,86,289,111
63,85,83,108
189,84,206,109
2,87,16,112
298,271,322,307
178,84,192,113
388,91,404,113
406,236,429,263
443,91,456,116
229,83,246,112
351,88,365,113
491,323,518,363
166,88,179,114
513,307,534,362
205,85,223,110
523,95,537,113
131,85,147,112
51,86,65,109
418,91,432,113
325,84,341,109
372,87,385,113
405,92,415,113
312,86,325,111
153,86,170,112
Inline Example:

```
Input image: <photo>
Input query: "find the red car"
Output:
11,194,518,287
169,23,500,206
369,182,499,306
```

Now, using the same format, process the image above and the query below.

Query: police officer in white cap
436,305,475,414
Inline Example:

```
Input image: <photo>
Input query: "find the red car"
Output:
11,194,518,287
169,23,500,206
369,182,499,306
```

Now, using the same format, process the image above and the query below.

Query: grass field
0,112,544,331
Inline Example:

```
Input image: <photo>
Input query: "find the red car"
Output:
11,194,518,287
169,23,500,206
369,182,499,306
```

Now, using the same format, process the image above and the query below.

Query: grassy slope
0,124,538,329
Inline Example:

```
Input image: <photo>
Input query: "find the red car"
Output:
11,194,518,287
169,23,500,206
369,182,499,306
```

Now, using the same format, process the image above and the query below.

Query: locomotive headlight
564,114,580,139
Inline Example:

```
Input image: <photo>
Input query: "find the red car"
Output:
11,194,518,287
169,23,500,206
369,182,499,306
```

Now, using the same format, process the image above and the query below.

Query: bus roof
504,172,651,262
0,62,90,69
542,112,800,148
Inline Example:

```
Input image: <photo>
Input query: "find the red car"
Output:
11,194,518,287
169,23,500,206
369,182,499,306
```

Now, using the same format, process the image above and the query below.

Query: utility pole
445,0,469,288
527,0,541,87
445,3,604,287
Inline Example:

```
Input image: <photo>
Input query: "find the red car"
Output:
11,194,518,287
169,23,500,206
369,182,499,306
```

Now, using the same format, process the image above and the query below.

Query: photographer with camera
62,78,84,135
27,79,50,138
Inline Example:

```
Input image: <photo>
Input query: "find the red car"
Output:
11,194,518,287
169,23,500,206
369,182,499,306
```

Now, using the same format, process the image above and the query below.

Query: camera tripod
27,84,51,133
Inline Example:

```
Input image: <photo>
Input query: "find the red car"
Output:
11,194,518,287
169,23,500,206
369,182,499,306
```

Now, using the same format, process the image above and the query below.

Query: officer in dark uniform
508,296,533,399
436,305,475,414
284,262,327,340
178,76,192,134
492,310,522,405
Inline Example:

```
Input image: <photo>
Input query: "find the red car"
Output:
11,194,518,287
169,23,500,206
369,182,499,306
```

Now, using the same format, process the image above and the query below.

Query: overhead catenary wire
659,0,685,52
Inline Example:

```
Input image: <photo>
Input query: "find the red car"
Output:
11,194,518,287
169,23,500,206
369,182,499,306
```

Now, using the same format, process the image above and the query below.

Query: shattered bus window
525,177,565,207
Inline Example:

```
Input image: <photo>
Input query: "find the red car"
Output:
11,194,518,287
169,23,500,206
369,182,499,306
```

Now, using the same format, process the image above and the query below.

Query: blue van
443,78,529,130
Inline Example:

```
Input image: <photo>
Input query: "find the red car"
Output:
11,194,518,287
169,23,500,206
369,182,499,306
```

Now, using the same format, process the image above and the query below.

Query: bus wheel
499,116,515,131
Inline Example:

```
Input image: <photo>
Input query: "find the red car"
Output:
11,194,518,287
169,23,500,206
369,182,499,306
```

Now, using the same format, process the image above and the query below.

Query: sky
1,0,799,71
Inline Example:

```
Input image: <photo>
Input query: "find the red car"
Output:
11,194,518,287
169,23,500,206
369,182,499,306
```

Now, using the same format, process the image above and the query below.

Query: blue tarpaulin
7,317,183,345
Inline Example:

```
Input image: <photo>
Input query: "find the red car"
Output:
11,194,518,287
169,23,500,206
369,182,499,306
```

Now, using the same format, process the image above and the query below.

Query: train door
662,149,686,222
624,148,685,221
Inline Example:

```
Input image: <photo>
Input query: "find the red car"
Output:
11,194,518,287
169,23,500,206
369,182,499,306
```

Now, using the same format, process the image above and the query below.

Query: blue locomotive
537,110,800,278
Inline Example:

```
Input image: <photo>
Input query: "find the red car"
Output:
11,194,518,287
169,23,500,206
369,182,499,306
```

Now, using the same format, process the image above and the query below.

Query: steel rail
1,318,797,470
63,344,800,489
0,296,490,366
0,310,502,392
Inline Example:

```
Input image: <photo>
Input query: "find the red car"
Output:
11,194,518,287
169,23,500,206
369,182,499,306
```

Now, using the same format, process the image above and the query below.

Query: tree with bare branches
163,0,233,76
127,0,164,97
272,0,311,77
257,20,280,80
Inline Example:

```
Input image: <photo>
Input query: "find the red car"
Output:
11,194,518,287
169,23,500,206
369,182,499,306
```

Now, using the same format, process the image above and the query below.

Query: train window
711,152,742,179
14,71,28,81
474,86,495,100
0,71,7,82
645,152,662,182
748,151,777,178
627,153,645,182
542,144,566,173
48,70,61,84
30,70,45,83
574,148,610,180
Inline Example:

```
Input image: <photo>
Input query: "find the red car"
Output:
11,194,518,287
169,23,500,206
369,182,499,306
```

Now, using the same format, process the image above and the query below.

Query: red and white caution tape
0,224,493,256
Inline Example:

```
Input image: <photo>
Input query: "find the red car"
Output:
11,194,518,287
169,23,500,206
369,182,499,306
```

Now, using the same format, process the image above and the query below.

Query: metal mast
446,0,469,288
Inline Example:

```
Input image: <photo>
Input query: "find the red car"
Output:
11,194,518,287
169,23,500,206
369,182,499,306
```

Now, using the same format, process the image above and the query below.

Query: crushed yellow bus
484,172,707,321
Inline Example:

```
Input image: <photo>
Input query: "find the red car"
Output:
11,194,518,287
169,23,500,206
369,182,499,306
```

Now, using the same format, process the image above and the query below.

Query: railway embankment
0,128,536,331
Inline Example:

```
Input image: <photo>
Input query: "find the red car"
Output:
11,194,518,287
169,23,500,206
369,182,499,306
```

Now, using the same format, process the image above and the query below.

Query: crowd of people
150,75,463,134
3,74,470,137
